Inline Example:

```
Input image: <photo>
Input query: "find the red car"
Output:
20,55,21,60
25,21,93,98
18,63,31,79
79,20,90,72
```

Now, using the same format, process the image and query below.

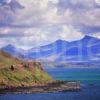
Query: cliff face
0,51,52,87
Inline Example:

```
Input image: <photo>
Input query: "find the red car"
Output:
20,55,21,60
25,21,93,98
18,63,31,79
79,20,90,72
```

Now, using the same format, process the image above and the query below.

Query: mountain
1,35,100,63
1,44,26,59
0,50,52,87
27,40,69,59
27,35,100,62
56,36,100,62
1,44,33,60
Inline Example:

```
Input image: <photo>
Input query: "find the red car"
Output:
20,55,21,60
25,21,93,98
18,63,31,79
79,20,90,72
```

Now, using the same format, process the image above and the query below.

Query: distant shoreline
0,81,80,94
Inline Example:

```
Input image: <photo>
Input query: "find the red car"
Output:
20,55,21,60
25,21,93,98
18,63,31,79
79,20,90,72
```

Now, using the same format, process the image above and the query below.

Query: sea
0,67,100,100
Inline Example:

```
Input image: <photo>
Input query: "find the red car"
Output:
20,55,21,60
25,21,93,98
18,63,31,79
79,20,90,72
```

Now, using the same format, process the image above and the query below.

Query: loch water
0,68,100,100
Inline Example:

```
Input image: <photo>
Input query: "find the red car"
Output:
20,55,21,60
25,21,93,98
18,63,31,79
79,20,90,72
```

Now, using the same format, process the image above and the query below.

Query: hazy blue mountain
2,44,19,54
1,36,100,62
27,40,69,59
56,36,100,62
1,44,28,60
26,36,100,62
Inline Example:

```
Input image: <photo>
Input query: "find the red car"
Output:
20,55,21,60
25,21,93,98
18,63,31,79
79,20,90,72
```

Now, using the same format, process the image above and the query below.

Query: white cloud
89,32,100,38
0,39,7,48
14,0,55,26
49,0,59,4
0,28,11,34
59,25,85,41
95,0,100,5
0,0,100,49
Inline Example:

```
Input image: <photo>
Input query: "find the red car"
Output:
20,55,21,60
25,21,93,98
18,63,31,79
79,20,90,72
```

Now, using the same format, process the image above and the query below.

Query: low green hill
0,50,52,87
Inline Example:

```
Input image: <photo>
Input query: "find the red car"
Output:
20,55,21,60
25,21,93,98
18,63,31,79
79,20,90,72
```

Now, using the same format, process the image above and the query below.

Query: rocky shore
0,51,80,94
0,81,80,94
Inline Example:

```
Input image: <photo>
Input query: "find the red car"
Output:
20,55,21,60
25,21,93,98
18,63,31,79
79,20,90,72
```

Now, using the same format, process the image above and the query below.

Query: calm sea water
45,68,100,85
0,68,100,100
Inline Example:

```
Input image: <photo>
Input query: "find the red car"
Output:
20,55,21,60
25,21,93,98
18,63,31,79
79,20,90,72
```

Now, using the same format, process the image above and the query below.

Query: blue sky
0,0,100,49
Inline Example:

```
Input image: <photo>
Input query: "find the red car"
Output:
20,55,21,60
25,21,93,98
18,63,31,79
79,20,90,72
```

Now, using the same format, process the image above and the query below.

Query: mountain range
1,35,100,63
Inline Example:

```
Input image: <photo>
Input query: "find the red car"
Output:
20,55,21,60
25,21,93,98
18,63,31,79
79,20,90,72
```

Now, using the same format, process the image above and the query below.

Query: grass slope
0,51,52,87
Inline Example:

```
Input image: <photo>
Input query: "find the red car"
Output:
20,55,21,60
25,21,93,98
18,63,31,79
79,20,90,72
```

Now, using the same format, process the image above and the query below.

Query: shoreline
0,81,81,94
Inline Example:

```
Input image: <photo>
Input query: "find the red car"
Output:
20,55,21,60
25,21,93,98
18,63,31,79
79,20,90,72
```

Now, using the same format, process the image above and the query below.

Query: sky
0,0,100,49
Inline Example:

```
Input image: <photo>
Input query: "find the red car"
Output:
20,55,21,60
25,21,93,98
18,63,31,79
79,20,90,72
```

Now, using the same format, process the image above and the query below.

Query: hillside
0,50,52,87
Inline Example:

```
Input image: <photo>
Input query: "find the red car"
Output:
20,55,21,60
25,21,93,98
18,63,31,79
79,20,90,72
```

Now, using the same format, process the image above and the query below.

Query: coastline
0,81,80,94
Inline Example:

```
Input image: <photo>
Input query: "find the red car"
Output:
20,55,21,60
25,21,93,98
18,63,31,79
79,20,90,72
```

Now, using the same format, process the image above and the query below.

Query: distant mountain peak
55,39,69,44
3,44,15,48
55,35,100,44
82,35,100,40
1,44,18,53
56,39,67,42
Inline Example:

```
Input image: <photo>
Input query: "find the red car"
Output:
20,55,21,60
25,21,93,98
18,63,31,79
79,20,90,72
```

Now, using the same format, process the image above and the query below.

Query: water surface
0,68,100,100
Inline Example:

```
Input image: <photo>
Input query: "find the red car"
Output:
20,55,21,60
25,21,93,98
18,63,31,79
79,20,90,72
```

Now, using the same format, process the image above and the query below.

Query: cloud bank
0,0,100,49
